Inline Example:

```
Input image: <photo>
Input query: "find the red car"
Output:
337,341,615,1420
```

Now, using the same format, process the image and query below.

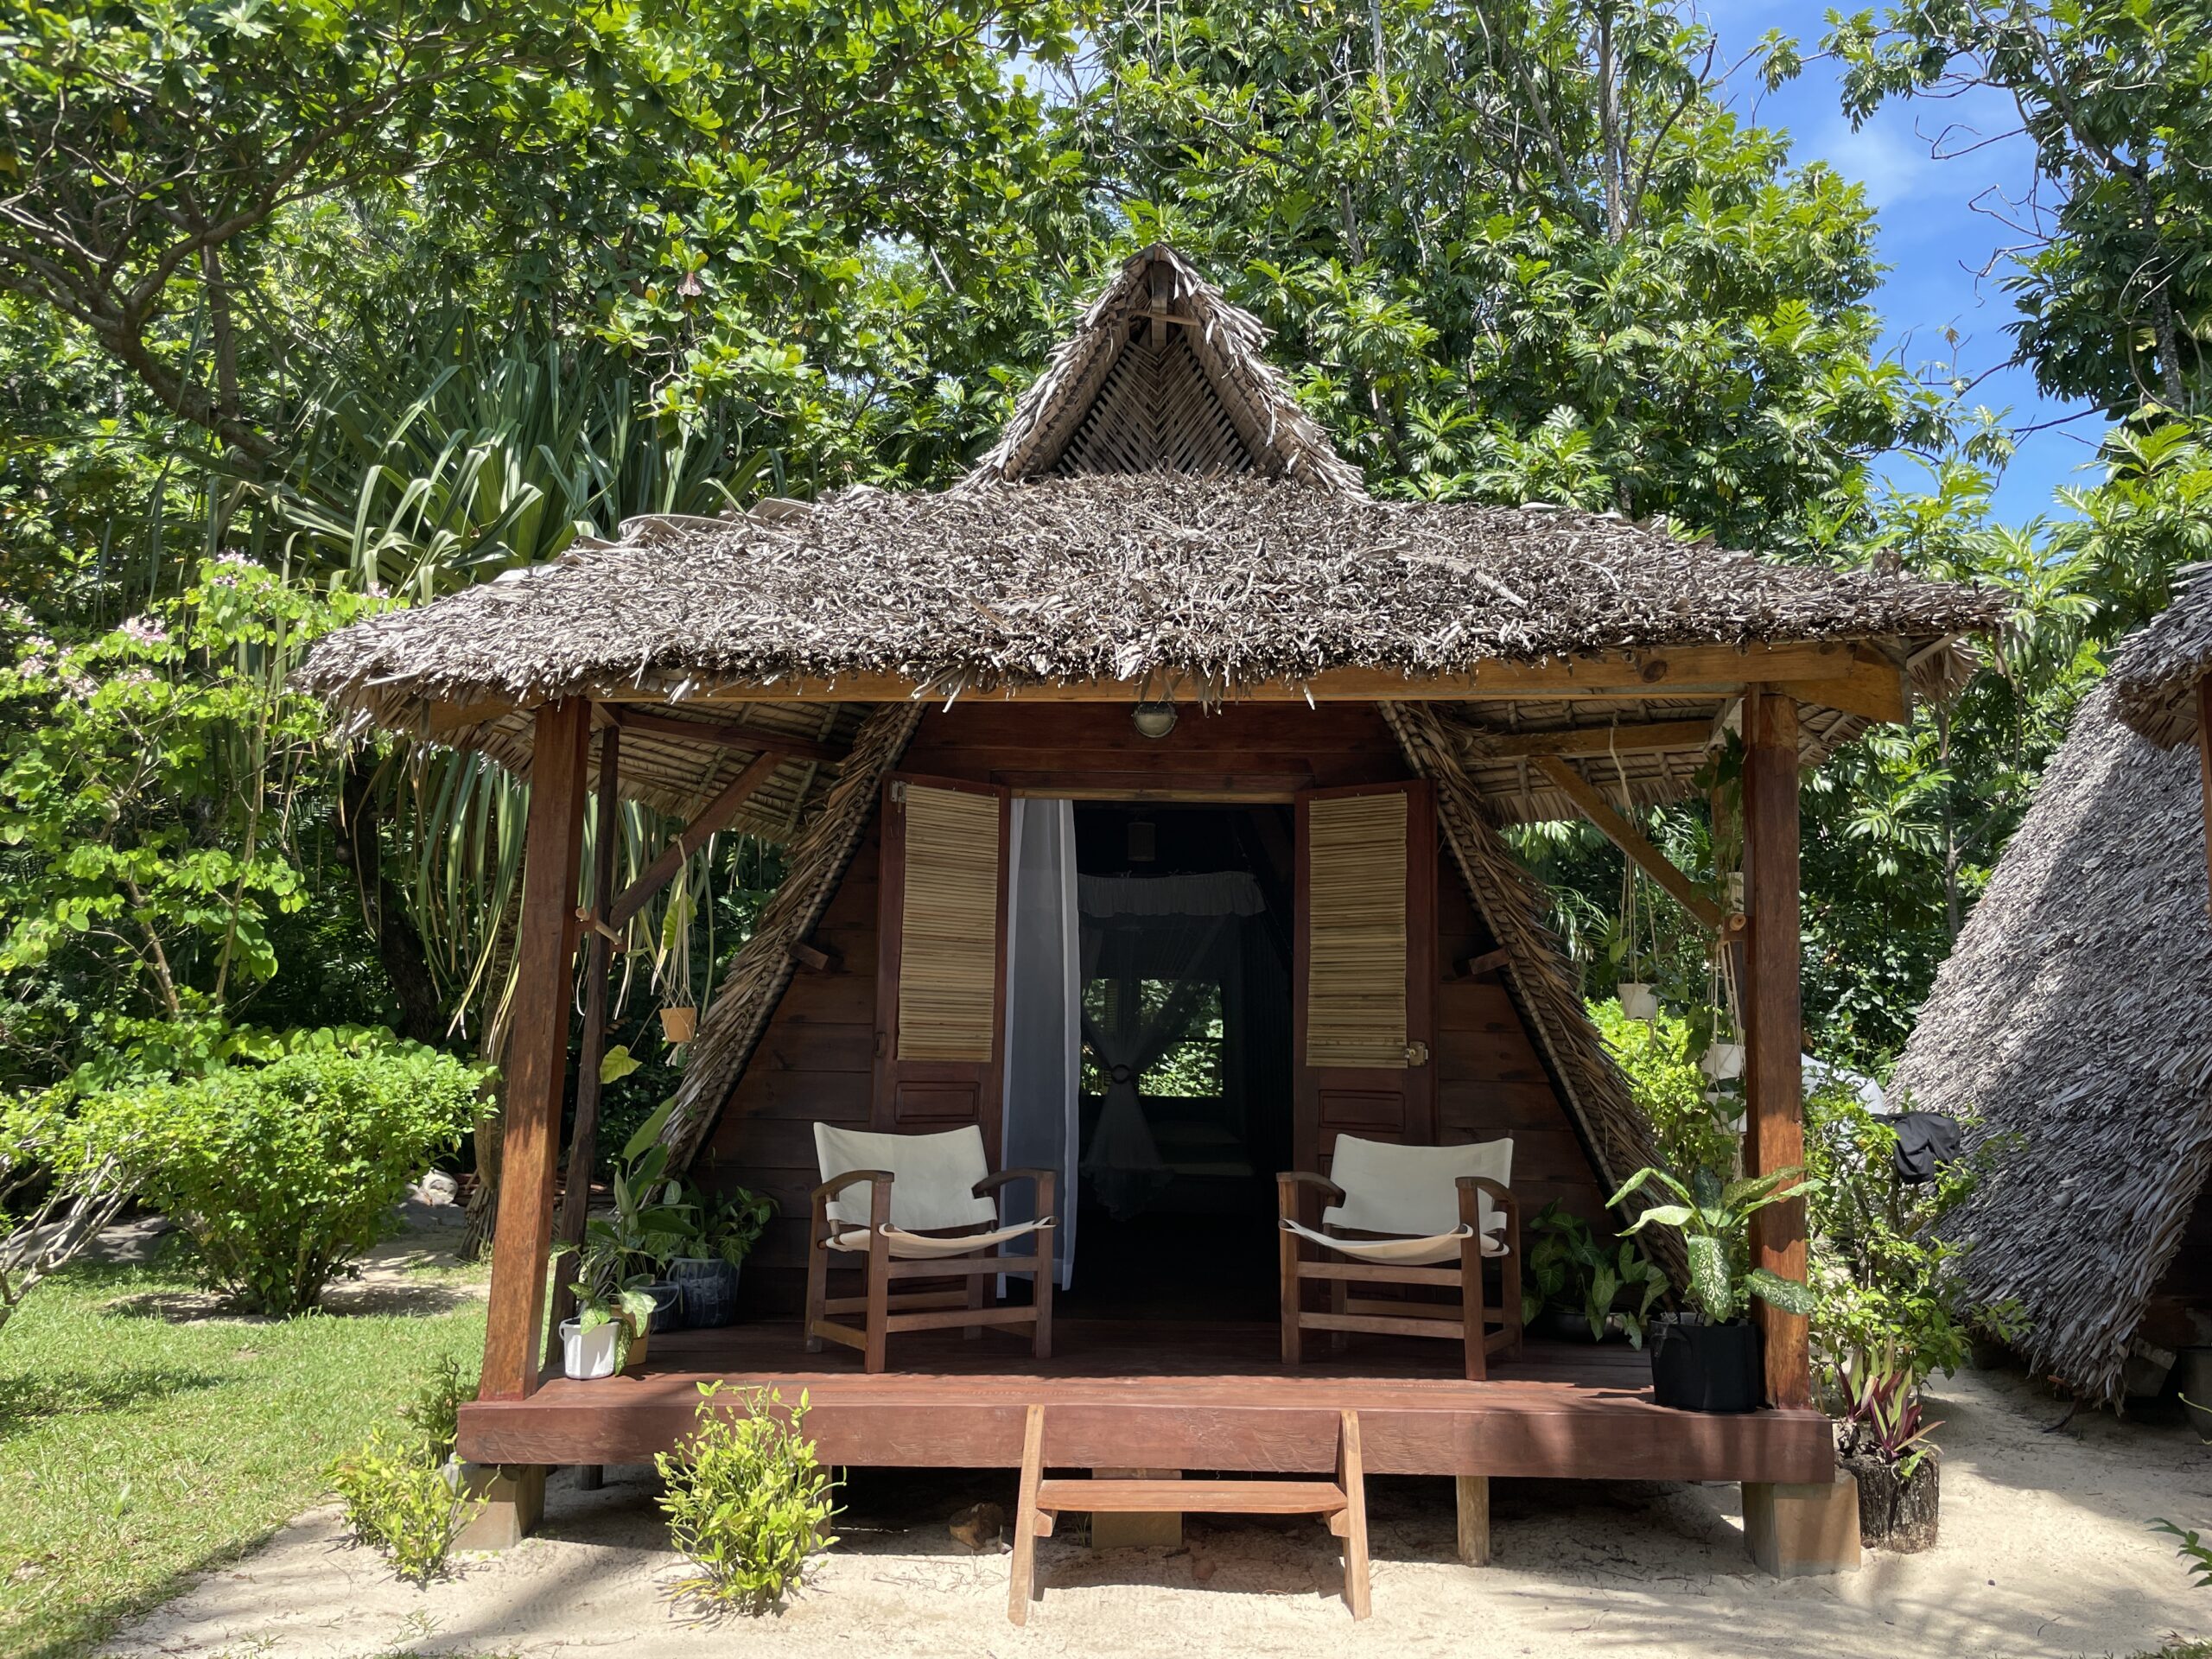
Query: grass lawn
0,1253,486,1659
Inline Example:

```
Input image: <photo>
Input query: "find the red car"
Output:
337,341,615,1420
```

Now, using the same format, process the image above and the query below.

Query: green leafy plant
577,1100,693,1296
679,1183,774,1268
1805,1082,2020,1389
571,1282,658,1369
656,1383,839,1615
328,1431,484,1586
327,1351,487,1586
1838,1341,1942,1478
0,1090,142,1334
1611,1165,1820,1325
1589,999,1738,1181
2152,1520,2212,1591
1518,1203,1669,1348
67,1037,484,1315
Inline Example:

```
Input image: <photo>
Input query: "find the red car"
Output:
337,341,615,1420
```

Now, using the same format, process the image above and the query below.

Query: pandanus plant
1608,1165,1821,1325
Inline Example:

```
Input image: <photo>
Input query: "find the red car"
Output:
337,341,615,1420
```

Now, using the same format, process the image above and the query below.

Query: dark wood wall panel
1433,850,1609,1230
701,828,881,1313
899,701,1408,793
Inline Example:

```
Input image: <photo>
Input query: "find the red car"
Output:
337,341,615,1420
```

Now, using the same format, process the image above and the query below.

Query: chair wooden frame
1276,1169,1522,1380
804,1166,1055,1374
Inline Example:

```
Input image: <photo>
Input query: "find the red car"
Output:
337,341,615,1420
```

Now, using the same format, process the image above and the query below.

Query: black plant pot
1649,1318,1762,1412
637,1279,685,1334
668,1257,741,1329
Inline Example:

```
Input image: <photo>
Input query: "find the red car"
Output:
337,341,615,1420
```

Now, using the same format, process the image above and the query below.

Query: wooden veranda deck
456,1319,1834,1484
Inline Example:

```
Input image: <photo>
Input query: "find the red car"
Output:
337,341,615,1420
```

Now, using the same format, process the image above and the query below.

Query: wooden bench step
1036,1478,1347,1516
1009,1405,1371,1624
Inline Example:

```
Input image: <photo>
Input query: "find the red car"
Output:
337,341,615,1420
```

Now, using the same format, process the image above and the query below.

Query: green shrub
1590,997,1736,1179
657,1383,838,1616
1804,1082,2017,1386
329,1429,483,1586
71,1036,484,1315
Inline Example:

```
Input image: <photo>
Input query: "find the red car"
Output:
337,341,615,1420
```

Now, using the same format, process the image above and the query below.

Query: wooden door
872,774,1013,1159
1294,780,1438,1174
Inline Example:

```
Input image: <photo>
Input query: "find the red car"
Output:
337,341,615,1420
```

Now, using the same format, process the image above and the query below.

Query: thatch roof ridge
1891,684,2212,1403
964,244,1363,492
296,474,2005,729
2110,563,2212,747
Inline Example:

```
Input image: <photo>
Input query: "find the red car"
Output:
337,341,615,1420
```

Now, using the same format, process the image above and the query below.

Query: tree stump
1842,1450,1939,1552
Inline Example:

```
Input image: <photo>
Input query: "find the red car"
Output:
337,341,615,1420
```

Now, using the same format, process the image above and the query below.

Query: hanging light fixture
1131,699,1178,739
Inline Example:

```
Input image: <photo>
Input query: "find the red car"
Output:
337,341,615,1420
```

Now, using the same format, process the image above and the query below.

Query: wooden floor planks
457,1318,1834,1484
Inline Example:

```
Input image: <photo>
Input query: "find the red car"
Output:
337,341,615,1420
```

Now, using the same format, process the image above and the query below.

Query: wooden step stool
1007,1405,1370,1624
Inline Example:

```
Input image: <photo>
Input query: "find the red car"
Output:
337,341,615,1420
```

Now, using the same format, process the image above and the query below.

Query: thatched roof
1891,685,2212,1404
296,245,2000,830
2111,563,2212,747
966,245,1363,491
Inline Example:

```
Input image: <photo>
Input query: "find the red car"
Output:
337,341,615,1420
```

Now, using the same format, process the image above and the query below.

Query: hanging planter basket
1617,982,1658,1021
660,1004,699,1044
1701,1040,1745,1080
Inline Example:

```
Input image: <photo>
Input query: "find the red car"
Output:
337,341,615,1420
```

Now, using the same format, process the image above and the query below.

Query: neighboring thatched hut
1893,597,2212,1402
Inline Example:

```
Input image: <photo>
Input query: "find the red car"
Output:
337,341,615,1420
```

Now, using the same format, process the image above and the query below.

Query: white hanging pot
1617,983,1658,1021
561,1319,621,1381
659,1005,698,1044
1701,1041,1745,1081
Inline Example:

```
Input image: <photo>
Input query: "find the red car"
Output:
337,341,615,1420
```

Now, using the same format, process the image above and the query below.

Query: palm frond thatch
2110,562,2212,747
1893,685,2212,1404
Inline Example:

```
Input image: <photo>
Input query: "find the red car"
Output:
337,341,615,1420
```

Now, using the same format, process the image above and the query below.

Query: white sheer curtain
1000,799,1080,1290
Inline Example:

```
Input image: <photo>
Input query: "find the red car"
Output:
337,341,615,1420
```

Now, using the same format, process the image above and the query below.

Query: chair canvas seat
828,1218,1053,1258
816,1122,1001,1230
1323,1134,1513,1238
1279,1218,1503,1267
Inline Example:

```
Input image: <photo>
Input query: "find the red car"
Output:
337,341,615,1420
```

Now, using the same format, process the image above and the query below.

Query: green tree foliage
1080,0,1954,549
0,557,385,1087
1829,0,2212,414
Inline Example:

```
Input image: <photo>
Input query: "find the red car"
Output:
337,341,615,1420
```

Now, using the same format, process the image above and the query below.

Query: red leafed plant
1840,1342,1942,1478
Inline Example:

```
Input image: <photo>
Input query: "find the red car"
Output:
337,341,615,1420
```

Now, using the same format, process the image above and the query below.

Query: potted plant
1519,1204,1669,1346
563,1284,657,1379
668,1181,774,1330
1616,982,1659,1021
1611,1163,1819,1412
1837,1342,1942,1550
580,1101,694,1332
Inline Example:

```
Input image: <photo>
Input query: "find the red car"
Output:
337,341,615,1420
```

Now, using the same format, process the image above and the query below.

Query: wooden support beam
604,704,849,766
2196,676,2212,918
594,640,1866,706
480,698,591,1403
1462,719,1715,760
1742,686,1810,1411
1533,757,1726,931
1455,946,1512,979
546,727,621,1356
1776,653,1909,725
604,747,786,931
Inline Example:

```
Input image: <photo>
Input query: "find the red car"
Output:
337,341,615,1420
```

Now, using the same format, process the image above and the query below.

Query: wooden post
2196,676,2212,916
546,727,620,1356
1741,687,1809,1410
1455,1474,1491,1566
479,698,591,1403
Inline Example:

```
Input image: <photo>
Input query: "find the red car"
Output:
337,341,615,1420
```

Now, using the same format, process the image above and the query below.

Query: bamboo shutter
1305,790,1410,1069
894,783,1003,1063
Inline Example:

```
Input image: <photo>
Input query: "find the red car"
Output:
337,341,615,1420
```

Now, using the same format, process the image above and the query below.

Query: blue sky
1699,0,2101,524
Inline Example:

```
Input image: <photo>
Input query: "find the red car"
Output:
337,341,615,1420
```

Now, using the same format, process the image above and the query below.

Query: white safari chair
805,1123,1055,1373
1276,1134,1522,1379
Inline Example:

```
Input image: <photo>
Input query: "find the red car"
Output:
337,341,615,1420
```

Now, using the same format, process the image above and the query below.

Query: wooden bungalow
300,246,1999,1592
1893,567,2212,1407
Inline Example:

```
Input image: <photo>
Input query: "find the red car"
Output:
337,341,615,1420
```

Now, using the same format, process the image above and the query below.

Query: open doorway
1057,803,1294,1320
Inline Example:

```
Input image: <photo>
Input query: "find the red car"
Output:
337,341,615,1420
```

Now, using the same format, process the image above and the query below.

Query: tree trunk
336,747,448,1047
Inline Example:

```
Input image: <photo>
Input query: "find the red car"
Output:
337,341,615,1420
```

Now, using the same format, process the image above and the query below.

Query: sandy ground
99,1363,2212,1659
